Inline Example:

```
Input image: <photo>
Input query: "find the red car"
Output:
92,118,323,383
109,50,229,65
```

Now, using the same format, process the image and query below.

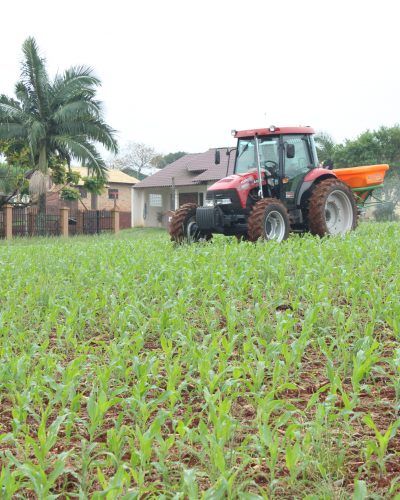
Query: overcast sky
1,0,400,158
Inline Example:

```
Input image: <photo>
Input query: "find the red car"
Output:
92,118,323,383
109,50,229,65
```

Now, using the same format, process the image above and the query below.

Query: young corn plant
363,414,400,473
93,465,131,499
351,340,379,400
86,388,120,441
5,449,71,499
182,468,199,500
258,421,281,484
0,466,25,499
23,410,67,470
106,425,129,468
285,438,303,485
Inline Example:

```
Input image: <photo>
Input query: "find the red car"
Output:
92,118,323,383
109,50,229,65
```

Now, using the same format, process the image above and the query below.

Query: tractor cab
232,127,319,206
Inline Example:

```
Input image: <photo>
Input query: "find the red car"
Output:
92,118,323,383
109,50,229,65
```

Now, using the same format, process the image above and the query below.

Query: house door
179,193,199,206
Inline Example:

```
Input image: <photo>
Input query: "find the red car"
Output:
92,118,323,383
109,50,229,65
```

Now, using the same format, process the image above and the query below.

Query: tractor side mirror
215,149,221,165
286,144,295,159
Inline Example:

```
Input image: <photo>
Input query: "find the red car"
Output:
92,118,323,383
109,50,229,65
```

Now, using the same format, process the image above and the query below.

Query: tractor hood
208,171,263,192
207,171,265,208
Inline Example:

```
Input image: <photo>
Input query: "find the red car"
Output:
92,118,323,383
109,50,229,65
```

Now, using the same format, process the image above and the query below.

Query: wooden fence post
111,208,120,234
60,207,69,237
4,204,13,240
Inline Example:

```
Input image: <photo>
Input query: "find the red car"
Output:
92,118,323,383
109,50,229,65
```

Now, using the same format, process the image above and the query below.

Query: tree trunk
38,192,46,213
37,145,48,221
91,193,98,210
37,192,47,235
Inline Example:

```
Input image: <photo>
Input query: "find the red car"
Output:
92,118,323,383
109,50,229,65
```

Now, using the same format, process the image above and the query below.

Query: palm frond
0,123,27,140
53,136,108,179
0,94,22,108
56,120,118,155
315,131,336,161
49,147,71,167
51,66,100,105
20,37,51,120
14,82,35,114
0,96,25,123
52,100,101,123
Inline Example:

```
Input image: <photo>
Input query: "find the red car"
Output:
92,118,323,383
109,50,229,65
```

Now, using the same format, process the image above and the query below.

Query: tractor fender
297,169,337,208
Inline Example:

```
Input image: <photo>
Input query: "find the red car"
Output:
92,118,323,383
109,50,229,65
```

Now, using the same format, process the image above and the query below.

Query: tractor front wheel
169,203,212,243
248,198,290,242
308,179,357,236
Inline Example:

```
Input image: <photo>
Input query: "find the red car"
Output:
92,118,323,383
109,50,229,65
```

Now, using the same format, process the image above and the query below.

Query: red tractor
169,126,386,243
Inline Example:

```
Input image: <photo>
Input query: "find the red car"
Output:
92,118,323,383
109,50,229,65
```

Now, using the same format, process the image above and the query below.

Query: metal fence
12,207,61,237
0,207,116,239
68,210,113,236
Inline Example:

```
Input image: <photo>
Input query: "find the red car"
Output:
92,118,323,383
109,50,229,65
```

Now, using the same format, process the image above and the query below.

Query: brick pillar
111,208,120,234
60,207,69,237
4,204,13,240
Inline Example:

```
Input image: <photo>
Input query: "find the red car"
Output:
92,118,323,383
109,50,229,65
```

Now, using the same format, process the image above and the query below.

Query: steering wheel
263,160,279,174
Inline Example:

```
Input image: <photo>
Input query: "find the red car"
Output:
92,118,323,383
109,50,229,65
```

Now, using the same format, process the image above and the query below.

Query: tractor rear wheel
308,179,357,236
169,203,212,243
248,198,290,242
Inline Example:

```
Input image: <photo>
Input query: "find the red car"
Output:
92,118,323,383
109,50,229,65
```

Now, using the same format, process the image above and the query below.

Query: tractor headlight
215,198,232,205
204,199,215,207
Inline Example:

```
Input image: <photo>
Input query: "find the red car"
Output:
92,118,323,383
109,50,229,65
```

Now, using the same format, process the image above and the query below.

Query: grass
0,223,399,498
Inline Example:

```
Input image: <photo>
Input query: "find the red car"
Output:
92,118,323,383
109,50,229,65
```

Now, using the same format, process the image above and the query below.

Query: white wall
132,188,145,227
133,184,212,228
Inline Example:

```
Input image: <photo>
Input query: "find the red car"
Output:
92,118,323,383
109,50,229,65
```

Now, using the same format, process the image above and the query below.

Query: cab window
283,135,311,179
235,137,279,174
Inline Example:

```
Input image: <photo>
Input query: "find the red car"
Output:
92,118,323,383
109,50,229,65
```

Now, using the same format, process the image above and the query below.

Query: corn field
0,224,399,498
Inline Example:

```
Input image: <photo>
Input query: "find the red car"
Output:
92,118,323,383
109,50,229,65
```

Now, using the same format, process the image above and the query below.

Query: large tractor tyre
248,198,290,242
169,203,212,243
307,178,357,236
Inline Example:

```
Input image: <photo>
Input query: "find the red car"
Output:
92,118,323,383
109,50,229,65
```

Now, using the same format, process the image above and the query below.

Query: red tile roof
134,148,235,188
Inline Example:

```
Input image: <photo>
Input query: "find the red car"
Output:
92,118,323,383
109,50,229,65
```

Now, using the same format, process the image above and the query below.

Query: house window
108,188,119,199
149,193,162,207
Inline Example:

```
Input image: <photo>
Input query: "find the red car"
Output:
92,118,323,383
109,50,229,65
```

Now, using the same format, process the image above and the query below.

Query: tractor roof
234,126,315,138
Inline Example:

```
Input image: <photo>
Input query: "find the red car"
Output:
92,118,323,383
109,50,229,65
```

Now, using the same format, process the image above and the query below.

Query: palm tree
314,131,336,165
0,37,118,212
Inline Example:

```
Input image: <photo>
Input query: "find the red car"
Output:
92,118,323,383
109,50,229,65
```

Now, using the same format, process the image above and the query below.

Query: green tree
151,151,187,169
0,139,31,207
0,138,32,168
0,37,118,212
0,163,29,207
374,125,400,165
120,166,147,181
334,130,382,167
331,125,400,168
